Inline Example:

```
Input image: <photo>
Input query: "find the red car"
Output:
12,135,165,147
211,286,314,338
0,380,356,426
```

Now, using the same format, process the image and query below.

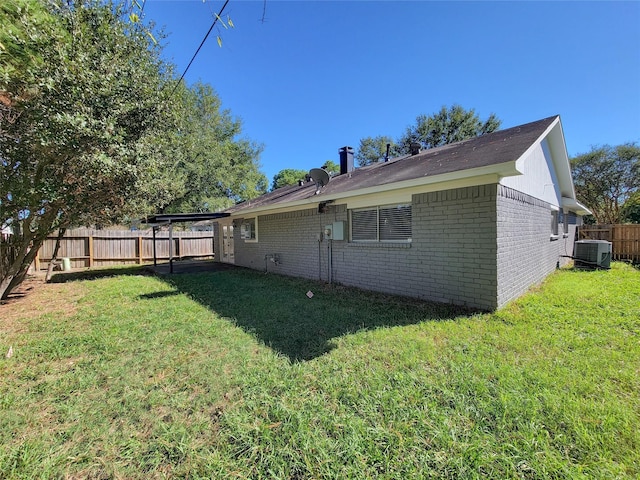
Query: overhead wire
170,0,231,96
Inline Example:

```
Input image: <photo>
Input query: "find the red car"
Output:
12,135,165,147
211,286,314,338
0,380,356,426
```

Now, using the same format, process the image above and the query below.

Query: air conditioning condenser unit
574,240,612,269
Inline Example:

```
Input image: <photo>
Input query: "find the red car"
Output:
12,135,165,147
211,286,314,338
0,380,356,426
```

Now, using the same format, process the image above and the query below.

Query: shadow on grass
50,265,476,361
138,290,183,300
49,265,153,283
161,269,476,362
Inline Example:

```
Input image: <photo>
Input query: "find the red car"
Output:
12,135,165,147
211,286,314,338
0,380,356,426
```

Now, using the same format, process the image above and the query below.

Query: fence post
138,235,143,264
88,235,94,268
169,223,174,274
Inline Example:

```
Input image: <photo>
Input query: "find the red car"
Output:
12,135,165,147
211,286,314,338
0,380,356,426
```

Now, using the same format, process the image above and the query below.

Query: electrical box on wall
324,221,345,241
332,221,345,241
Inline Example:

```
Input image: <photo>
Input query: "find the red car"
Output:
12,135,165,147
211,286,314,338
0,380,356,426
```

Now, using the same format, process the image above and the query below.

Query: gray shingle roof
226,115,559,214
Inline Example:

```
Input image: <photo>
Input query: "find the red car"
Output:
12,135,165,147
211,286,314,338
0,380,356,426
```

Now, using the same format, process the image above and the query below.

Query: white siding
500,138,562,207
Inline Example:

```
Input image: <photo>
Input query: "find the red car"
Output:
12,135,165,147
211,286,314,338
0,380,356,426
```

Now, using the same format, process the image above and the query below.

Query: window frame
350,203,412,244
550,208,559,240
560,209,570,237
240,217,258,243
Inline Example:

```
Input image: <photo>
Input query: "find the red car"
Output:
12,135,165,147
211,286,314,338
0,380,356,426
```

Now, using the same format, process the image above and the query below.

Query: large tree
322,160,340,175
0,0,264,299
355,105,500,167
398,104,501,153
270,161,338,189
271,168,308,190
160,83,267,213
622,192,640,224
1,0,179,298
355,135,397,167
570,143,640,224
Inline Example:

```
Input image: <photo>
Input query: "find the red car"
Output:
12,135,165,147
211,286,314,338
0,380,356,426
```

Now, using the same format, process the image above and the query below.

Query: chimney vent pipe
339,146,355,175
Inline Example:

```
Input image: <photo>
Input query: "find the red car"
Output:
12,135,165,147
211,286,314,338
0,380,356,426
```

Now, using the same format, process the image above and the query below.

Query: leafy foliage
0,0,265,298
271,161,339,190
354,135,397,167
622,192,640,224
398,104,501,152
271,168,308,190
570,143,640,224
0,0,65,97
355,105,500,167
1,0,179,298
321,160,339,175
161,83,267,213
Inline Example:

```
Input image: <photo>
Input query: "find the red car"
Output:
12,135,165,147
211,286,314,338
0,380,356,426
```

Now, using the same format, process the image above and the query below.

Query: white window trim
350,204,412,243
562,208,570,238
550,206,559,241
241,217,258,243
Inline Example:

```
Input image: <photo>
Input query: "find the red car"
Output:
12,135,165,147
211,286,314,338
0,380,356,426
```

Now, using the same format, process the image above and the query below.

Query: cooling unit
574,240,612,269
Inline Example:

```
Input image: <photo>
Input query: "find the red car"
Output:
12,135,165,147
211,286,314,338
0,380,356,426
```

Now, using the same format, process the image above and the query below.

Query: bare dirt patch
1,275,85,330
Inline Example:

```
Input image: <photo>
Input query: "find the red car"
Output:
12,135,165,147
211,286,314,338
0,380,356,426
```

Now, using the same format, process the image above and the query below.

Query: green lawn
1,263,638,479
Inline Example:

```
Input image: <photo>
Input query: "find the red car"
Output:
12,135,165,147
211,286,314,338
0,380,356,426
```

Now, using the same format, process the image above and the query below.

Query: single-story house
212,115,590,310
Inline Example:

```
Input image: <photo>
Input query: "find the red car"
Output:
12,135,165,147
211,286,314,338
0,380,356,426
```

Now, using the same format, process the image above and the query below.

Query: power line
170,0,230,96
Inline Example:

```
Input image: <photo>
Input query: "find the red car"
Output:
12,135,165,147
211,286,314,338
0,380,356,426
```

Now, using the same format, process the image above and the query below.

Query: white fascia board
546,120,576,199
228,162,520,219
512,117,577,201
562,196,592,216
513,116,560,174
519,116,575,199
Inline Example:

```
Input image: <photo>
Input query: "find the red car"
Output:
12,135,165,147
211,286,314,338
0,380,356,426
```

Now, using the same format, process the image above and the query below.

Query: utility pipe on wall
318,236,322,281
327,239,333,284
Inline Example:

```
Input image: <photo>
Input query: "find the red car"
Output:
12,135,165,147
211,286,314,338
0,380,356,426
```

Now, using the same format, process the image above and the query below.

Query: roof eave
228,161,522,217
562,197,592,216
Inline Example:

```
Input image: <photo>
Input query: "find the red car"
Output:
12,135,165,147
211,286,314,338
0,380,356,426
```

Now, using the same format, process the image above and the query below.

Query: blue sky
143,0,640,183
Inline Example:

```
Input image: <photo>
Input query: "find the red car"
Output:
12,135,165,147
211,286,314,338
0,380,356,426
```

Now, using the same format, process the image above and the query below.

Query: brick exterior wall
228,184,579,310
232,184,499,310
496,185,578,307
234,208,325,280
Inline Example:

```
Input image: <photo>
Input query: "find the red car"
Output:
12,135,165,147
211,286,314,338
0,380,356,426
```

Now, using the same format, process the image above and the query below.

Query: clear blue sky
143,0,640,183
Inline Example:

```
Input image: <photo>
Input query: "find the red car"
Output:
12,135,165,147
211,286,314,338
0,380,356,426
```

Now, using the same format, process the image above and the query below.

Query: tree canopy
355,105,501,167
271,161,339,190
321,160,340,176
355,136,397,167
621,192,640,224
160,83,267,213
271,168,308,190
570,143,640,224
0,0,265,298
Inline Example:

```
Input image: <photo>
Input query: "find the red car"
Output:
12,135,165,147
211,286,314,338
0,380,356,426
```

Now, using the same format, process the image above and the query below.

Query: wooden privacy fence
578,224,640,263
34,228,215,271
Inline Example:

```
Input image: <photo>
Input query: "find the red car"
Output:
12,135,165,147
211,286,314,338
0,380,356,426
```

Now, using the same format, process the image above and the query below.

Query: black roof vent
339,146,355,175
410,142,421,155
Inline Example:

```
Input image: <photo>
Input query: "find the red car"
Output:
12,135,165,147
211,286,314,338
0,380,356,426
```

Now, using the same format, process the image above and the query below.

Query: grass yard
1,263,638,479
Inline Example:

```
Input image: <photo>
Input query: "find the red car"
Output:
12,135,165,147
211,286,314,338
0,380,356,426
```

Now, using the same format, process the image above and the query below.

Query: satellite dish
309,168,330,194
